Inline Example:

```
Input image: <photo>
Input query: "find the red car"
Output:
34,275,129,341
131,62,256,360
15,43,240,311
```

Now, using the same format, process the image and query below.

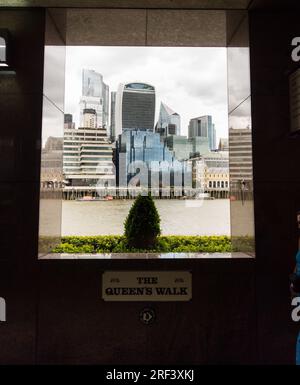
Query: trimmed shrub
124,194,161,249
51,235,232,254
52,243,94,254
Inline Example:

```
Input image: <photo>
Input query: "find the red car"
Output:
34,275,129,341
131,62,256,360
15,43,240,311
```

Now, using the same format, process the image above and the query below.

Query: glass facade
165,135,210,161
115,130,191,191
82,69,102,97
156,102,181,137
122,90,155,131
227,12,254,254
110,91,116,140
188,115,216,151
80,69,109,129
39,12,65,255
115,82,156,135
124,83,155,91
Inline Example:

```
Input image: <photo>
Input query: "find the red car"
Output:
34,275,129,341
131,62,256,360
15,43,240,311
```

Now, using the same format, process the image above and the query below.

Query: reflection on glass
43,45,66,111
228,39,255,254
39,96,64,255
38,14,65,256
227,47,251,113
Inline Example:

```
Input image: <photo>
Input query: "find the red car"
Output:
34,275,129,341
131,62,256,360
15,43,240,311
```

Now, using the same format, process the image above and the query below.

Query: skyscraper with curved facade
115,82,155,137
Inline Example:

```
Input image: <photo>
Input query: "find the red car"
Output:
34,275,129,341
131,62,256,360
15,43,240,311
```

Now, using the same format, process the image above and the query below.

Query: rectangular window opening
39,9,255,259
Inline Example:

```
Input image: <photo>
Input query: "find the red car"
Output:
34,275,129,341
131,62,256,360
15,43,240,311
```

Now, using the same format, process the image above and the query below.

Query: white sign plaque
102,271,192,302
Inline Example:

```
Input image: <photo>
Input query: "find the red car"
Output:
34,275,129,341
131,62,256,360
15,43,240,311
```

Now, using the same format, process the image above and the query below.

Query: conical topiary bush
124,194,161,249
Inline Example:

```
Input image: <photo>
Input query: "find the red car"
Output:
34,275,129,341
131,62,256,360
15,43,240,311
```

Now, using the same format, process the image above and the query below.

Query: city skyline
64,46,229,141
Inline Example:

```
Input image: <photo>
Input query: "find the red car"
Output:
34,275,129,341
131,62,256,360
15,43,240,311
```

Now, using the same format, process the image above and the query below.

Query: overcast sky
64,46,229,141
43,46,251,145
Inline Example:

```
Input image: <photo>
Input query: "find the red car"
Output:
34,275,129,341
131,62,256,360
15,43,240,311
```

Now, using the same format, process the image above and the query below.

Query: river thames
61,199,231,236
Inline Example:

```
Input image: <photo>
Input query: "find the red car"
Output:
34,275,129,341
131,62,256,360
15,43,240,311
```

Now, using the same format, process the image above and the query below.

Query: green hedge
52,235,232,253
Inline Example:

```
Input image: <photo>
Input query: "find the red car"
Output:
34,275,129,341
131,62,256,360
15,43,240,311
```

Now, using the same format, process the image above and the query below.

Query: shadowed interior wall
0,9,45,364
39,11,65,255
249,10,300,364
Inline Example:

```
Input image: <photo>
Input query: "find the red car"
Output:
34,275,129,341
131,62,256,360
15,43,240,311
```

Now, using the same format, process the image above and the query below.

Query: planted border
52,235,232,253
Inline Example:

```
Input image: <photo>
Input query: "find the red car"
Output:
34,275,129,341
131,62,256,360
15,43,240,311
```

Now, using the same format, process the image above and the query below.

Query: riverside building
188,151,229,198
63,122,114,189
115,130,192,196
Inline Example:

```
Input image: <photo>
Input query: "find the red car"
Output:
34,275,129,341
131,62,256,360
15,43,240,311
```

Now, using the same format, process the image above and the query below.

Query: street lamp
239,178,246,205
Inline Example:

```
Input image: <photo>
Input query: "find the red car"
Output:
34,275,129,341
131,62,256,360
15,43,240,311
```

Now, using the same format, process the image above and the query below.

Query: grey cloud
58,47,234,141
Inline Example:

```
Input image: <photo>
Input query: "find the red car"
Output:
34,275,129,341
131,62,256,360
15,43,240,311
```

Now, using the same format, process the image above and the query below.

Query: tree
124,194,161,249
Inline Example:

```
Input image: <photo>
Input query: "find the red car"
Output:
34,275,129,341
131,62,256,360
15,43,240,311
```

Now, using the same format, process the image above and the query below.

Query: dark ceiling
0,0,299,11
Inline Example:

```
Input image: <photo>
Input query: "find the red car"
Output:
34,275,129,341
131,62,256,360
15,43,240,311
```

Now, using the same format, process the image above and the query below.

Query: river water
61,199,231,236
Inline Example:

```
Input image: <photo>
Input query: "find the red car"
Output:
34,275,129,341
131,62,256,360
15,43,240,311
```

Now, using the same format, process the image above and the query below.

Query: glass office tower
188,115,216,150
115,130,189,191
156,102,181,138
79,69,109,129
110,91,116,141
165,135,210,161
115,82,156,137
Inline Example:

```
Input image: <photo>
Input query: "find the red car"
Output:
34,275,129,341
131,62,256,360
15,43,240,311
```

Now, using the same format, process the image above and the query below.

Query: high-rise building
229,127,253,191
212,123,217,151
110,91,116,141
82,68,102,97
188,115,216,150
116,130,174,176
63,126,114,187
103,83,109,129
188,116,207,137
79,69,109,129
218,137,229,151
165,135,209,161
165,136,192,161
155,102,181,137
190,137,210,158
115,130,192,192
83,108,97,129
115,82,155,137
64,114,75,130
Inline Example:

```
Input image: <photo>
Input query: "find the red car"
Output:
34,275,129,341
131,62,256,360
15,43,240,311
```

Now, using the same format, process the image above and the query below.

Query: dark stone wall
249,10,300,364
36,259,256,364
0,9,45,364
